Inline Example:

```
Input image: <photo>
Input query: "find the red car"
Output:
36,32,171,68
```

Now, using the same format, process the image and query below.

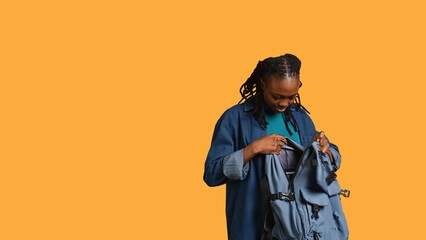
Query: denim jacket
203,101,341,240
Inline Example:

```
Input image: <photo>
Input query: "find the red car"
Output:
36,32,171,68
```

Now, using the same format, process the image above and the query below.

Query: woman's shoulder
217,104,243,122
214,102,253,125
221,101,253,117
224,103,245,113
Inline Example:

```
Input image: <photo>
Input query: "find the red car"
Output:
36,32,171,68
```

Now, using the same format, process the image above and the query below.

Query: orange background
1,0,426,239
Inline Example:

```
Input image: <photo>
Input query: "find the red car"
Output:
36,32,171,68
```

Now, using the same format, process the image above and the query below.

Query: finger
320,136,329,145
320,137,326,146
275,134,286,141
275,134,284,139
322,145,330,153
278,138,287,144
319,131,325,139
271,146,278,154
274,134,283,141
318,137,325,151
320,139,329,153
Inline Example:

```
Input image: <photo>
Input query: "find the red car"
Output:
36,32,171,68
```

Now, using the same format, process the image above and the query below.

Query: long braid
239,61,263,103
239,54,309,129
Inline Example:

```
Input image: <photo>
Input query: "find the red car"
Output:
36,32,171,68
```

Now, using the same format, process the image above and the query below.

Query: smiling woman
203,54,347,240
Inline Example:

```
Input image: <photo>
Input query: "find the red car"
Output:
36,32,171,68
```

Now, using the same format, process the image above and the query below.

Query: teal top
266,112,301,144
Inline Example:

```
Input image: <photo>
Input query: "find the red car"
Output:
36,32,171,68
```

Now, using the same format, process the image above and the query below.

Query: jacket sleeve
203,111,250,187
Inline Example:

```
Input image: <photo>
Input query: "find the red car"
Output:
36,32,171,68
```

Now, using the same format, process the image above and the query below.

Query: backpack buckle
339,189,351,198
270,192,295,201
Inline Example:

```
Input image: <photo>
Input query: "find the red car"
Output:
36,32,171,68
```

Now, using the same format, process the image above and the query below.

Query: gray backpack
264,138,349,240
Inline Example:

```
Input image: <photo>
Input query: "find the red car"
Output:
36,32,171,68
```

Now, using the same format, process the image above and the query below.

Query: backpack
264,138,350,240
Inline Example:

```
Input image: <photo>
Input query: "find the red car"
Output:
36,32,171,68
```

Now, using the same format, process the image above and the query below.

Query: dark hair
238,54,309,133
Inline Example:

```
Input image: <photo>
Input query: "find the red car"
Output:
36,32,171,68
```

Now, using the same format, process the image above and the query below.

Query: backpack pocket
329,194,350,239
300,188,340,240
270,197,302,239
315,152,340,196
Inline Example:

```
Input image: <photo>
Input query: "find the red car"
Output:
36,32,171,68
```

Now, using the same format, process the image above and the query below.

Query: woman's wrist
243,141,259,164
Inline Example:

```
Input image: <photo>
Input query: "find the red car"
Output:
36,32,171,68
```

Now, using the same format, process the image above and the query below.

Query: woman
203,54,343,240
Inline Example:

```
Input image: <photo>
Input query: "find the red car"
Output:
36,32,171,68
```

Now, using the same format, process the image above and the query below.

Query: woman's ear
299,81,303,88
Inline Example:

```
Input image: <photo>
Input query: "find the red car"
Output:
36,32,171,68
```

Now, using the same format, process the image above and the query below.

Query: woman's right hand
243,134,287,164
253,134,287,155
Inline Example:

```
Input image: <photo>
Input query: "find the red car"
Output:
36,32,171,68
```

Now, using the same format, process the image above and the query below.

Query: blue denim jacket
203,101,341,240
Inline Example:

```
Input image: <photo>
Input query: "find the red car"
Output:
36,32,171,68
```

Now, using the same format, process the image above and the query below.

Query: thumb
319,131,325,139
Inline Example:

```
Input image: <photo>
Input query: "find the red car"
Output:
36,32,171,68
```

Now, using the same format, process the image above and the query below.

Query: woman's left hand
312,131,330,154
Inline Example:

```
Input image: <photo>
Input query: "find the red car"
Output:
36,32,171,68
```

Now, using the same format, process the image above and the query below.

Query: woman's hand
254,134,287,155
243,134,287,164
312,131,330,154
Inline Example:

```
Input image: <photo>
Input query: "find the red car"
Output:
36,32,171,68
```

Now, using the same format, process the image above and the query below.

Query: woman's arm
203,111,287,186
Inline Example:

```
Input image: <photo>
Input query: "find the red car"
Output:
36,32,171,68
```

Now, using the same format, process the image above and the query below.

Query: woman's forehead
265,77,300,94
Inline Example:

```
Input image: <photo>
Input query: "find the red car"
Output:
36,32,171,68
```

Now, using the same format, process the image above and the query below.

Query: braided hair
238,54,310,133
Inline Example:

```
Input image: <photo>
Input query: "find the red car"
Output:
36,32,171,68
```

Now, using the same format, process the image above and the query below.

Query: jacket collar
243,100,297,112
243,100,254,112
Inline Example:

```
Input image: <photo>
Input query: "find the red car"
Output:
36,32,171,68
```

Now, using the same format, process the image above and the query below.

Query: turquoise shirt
266,112,301,144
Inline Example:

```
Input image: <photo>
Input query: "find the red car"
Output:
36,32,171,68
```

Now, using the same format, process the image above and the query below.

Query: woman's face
261,76,300,113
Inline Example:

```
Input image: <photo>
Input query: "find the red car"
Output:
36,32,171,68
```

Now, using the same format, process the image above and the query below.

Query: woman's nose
278,100,289,107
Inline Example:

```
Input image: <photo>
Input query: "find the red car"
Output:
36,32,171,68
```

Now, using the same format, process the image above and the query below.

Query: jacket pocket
270,198,302,239
300,188,340,240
